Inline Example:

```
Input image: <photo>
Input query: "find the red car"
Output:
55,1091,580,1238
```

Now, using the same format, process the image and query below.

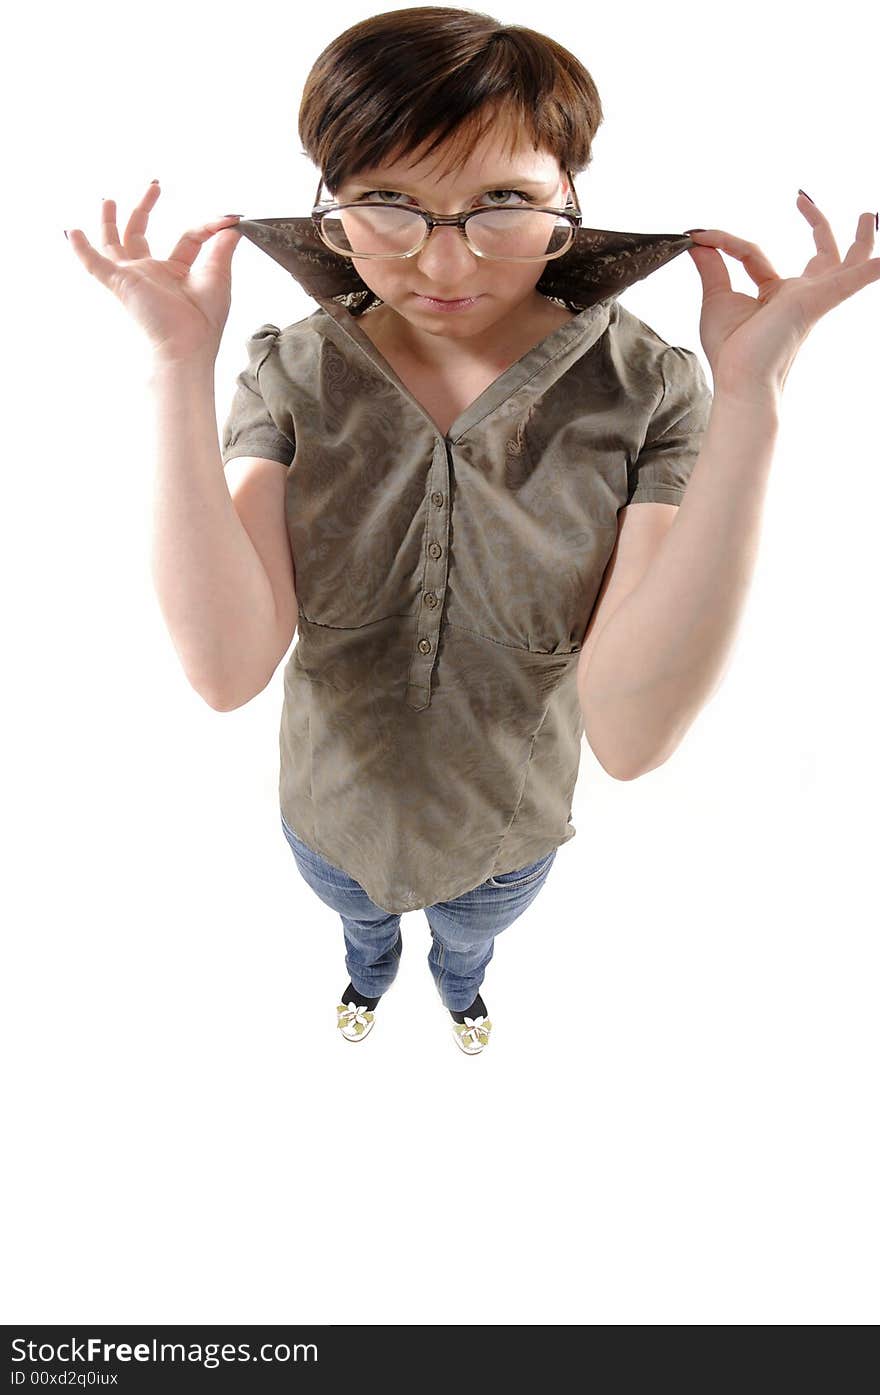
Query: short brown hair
298,6,604,198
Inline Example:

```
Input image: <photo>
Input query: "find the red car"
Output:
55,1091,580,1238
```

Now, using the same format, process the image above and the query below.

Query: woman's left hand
686,194,880,406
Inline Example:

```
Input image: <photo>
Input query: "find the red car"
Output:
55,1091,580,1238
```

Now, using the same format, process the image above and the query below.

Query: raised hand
66,181,244,366
685,194,880,405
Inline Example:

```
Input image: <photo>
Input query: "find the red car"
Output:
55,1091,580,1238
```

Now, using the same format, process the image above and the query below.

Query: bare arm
147,356,290,710
578,391,781,779
576,502,680,779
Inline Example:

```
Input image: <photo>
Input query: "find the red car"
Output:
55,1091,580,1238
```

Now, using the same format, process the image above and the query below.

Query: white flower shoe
451,1013,493,1054
336,982,381,1042
336,999,376,1041
449,992,492,1054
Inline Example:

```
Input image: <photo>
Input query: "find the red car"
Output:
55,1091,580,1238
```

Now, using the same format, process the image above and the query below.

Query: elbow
201,688,238,713
610,762,647,781
583,723,641,782
585,735,664,782
582,703,678,780
614,749,675,781
590,745,640,782
614,762,657,781
199,658,279,711
205,685,266,713
206,694,240,713
199,681,262,713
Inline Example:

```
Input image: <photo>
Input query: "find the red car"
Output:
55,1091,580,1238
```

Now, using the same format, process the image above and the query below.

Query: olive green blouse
220,216,712,912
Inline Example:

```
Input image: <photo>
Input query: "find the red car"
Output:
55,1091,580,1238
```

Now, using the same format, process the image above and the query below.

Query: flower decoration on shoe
453,1015,492,1053
337,1001,375,1040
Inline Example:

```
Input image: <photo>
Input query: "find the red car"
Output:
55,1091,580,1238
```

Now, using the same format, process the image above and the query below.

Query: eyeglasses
310,169,582,263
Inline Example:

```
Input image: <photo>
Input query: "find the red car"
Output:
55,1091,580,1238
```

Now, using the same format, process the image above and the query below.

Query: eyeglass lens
320,204,572,259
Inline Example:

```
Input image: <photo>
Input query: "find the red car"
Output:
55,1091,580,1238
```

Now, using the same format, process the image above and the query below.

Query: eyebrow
344,175,552,193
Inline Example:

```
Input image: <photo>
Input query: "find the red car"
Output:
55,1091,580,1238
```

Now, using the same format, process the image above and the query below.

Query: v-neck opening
315,295,614,444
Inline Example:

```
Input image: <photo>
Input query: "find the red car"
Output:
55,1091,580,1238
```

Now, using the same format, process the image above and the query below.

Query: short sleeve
626,346,713,506
220,323,296,467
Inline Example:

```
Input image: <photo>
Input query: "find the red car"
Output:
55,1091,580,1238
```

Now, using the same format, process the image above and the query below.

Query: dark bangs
298,6,604,196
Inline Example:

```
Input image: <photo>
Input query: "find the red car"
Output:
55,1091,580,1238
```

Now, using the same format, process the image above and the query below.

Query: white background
3,0,878,1326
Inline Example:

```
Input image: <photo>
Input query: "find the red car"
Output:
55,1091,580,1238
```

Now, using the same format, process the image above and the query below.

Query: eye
355,190,406,203
351,188,537,207
481,189,534,205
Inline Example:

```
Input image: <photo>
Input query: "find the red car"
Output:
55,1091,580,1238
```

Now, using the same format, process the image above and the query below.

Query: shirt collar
231,215,697,322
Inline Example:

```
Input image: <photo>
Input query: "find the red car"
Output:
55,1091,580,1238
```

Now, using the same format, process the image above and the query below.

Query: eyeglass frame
310,169,583,262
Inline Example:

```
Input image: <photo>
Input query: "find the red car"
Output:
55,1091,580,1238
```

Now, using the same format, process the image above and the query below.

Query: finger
67,212,241,290
687,242,734,297
841,210,878,270
121,180,163,259
687,228,781,295
166,216,245,273
795,190,841,263
813,254,880,316
65,225,129,292
192,221,247,288
100,196,126,261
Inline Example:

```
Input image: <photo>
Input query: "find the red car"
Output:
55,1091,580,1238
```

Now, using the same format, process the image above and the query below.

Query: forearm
147,356,279,710
578,390,781,779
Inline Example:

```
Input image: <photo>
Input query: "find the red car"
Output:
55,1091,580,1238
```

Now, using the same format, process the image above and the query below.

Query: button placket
406,438,453,710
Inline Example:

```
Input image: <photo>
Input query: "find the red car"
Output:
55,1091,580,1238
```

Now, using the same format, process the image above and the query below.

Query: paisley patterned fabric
228,214,700,317
220,218,713,913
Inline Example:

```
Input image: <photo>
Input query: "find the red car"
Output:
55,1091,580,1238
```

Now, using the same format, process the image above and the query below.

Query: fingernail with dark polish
63,230,68,239
683,227,706,235
798,188,815,203
875,211,879,231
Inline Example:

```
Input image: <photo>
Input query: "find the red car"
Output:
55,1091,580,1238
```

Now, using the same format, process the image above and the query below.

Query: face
334,122,571,356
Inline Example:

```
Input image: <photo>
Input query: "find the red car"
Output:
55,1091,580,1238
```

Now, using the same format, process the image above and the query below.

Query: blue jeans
279,809,557,1012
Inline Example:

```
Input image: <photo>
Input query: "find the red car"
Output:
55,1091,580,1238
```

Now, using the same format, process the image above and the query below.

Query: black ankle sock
450,992,486,1024
341,982,381,1012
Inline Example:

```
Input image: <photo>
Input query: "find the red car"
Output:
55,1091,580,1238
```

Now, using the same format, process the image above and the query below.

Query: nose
414,223,480,281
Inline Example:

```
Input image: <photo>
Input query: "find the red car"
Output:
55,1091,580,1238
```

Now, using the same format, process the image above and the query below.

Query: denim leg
342,919,402,998
280,814,403,998
424,850,557,1012
426,930,496,1013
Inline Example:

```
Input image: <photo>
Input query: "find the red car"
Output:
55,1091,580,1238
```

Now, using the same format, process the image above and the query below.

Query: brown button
423,592,438,608
431,491,444,507
418,638,432,655
428,541,442,559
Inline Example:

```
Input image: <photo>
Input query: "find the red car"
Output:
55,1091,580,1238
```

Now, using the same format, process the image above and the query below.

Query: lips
412,292,483,313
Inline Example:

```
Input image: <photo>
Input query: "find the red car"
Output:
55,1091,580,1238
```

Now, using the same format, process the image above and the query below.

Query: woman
65,8,879,1055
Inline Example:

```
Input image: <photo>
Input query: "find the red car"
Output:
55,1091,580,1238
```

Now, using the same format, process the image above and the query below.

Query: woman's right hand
66,181,244,366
